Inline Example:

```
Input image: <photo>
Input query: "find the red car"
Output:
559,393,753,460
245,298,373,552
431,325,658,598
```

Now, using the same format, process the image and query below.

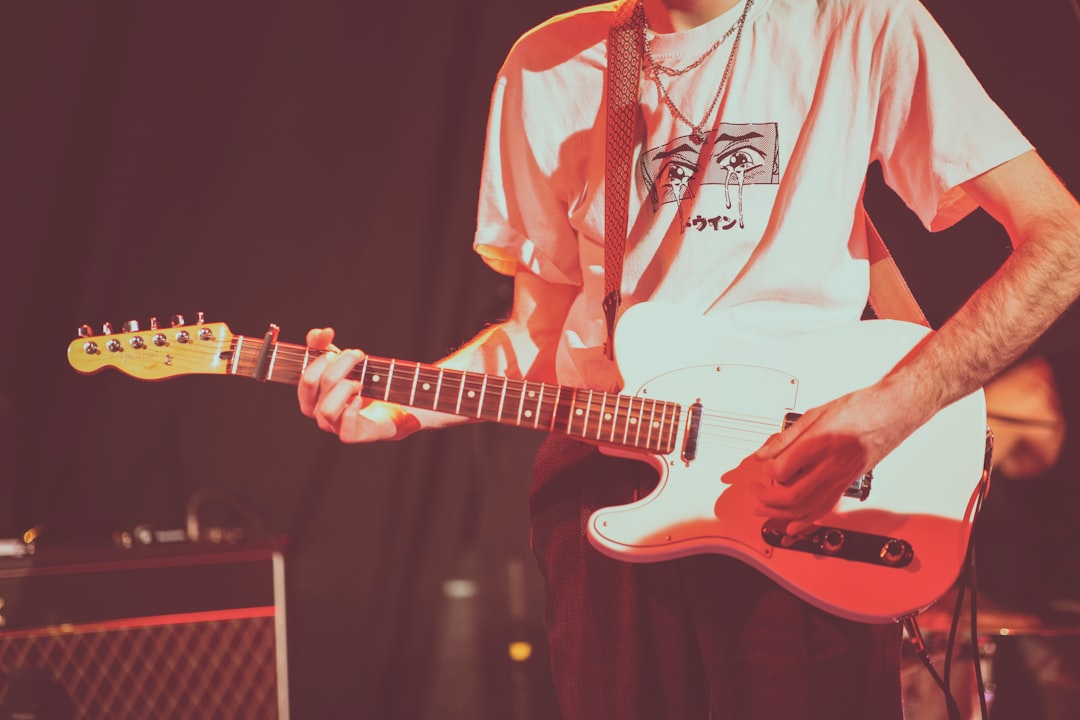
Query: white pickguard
588,303,989,623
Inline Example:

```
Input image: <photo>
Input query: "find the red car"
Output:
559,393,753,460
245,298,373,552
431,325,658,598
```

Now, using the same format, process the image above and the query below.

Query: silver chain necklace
642,0,755,144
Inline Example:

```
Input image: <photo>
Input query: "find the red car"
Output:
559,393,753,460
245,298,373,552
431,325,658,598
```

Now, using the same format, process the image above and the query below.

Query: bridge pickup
761,521,914,568
681,400,704,463
783,412,873,501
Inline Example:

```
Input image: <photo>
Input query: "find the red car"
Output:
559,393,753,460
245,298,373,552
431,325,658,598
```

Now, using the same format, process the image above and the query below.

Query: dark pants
529,434,904,720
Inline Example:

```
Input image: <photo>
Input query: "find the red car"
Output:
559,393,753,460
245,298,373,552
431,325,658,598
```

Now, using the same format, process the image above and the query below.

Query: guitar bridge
784,412,874,501
844,471,873,501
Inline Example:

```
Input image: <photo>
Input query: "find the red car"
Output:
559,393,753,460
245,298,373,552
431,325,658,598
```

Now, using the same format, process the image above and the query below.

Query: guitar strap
603,0,645,358
864,210,930,327
602,0,930,356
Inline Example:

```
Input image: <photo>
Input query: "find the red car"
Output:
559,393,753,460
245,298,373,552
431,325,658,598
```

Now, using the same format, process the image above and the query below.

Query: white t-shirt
474,0,1032,390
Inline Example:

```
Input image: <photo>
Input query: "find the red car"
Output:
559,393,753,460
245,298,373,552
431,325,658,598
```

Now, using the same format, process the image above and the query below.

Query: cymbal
915,587,1080,636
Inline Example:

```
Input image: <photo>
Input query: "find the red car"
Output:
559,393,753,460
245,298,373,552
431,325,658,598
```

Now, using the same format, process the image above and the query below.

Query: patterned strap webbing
603,0,645,358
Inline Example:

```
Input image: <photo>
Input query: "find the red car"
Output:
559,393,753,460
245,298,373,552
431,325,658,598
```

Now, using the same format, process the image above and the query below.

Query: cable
903,613,963,720
903,428,994,720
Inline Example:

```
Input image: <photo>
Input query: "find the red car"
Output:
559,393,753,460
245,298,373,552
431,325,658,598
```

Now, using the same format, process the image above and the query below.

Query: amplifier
0,541,288,719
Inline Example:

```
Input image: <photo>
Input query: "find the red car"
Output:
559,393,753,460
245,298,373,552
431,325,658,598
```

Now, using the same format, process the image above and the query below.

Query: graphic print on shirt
639,122,779,231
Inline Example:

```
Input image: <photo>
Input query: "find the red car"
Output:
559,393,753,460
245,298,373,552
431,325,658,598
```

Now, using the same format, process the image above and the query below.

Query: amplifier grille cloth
0,614,279,719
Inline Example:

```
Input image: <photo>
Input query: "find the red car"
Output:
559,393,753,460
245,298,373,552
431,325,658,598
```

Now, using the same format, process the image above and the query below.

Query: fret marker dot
524,410,533,418
372,375,381,383
575,409,584,416
652,421,661,429
422,382,431,391
629,418,638,425
604,413,613,421
527,391,536,398
467,390,476,398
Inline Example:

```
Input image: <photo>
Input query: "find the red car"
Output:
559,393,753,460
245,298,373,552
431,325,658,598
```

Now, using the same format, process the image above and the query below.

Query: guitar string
105,340,785,444
254,346,783,438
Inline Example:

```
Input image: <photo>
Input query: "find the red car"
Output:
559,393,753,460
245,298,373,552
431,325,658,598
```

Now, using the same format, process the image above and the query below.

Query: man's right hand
297,327,420,443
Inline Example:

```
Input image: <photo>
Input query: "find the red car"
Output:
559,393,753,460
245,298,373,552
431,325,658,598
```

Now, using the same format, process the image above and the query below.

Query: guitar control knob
153,333,167,347
106,339,122,353
122,320,140,333
77,324,93,338
176,330,191,344
819,529,845,555
171,314,185,328
198,327,213,341
83,341,99,355
880,539,912,566
102,322,114,335
130,336,146,350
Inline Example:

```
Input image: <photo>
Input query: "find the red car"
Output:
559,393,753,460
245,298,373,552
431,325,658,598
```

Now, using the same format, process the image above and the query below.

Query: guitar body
590,303,989,623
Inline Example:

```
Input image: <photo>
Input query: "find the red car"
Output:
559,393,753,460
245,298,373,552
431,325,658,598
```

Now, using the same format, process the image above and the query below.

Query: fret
657,402,672,452
434,367,445,411
429,368,458,414
652,401,666,452
644,399,657,450
477,374,489,419
596,392,610,441
494,377,517,423
301,346,311,376
384,359,396,402
454,370,466,414
532,383,546,429
549,385,562,432
622,397,635,446
585,390,597,437
567,389,582,438
583,390,595,440
408,363,420,406
360,355,371,396
555,386,578,434
513,379,527,425
656,403,673,453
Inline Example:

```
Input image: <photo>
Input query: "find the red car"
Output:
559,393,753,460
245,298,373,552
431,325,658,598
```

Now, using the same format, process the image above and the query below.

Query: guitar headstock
67,313,235,380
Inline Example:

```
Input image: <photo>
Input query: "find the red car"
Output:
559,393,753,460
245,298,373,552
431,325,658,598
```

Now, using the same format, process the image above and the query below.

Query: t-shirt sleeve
473,66,584,285
871,0,1033,232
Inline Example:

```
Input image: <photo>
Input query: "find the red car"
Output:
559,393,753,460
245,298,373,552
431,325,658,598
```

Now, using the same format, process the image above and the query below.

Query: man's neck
644,0,743,33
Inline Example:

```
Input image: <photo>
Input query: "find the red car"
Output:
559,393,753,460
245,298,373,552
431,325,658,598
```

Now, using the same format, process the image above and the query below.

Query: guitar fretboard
226,337,680,454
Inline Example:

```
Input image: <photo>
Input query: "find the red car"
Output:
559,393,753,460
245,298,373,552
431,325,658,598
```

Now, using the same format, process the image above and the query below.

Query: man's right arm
296,269,578,443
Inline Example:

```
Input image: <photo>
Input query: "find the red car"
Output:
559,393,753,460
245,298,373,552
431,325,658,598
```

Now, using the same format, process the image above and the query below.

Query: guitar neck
225,336,680,454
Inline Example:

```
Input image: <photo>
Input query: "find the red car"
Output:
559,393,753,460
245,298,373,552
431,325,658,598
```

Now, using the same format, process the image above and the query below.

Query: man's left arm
724,150,1080,530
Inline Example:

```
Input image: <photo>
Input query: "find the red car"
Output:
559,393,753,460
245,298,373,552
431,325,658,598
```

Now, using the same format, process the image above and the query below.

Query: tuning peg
122,320,140,333
170,314,185,327
77,324,93,338
149,317,159,330
196,311,205,324
102,322,113,335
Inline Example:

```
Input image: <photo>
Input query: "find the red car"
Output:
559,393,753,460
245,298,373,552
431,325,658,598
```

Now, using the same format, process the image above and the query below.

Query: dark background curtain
1,1,1076,717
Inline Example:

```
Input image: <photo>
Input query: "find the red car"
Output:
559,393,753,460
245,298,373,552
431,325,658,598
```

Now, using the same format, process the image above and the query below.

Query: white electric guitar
67,303,990,624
